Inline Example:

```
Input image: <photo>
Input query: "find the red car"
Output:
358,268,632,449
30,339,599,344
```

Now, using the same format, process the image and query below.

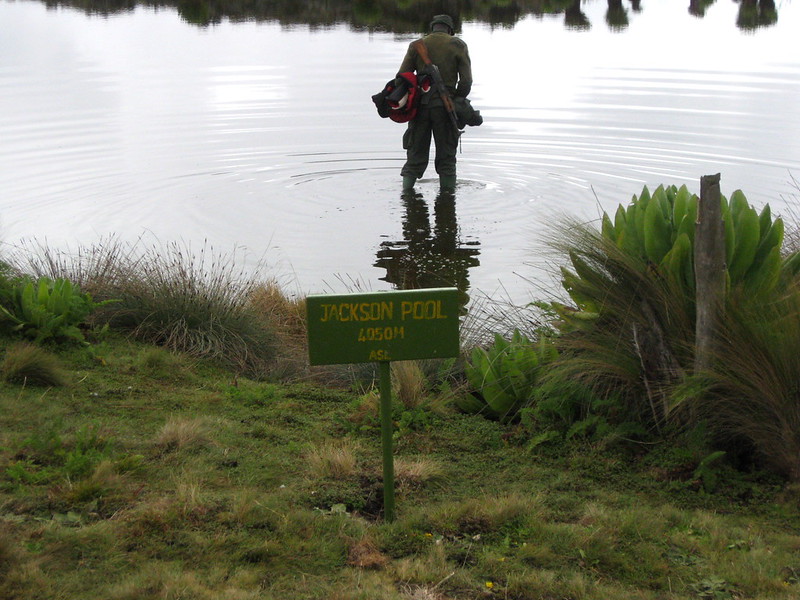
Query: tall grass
6,237,285,377
671,284,800,480
539,217,694,430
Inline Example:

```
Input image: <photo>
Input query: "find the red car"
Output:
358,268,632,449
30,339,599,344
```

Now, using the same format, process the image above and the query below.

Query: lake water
1,0,799,306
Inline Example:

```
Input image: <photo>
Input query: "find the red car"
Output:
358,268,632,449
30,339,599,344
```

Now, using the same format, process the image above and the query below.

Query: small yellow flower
485,581,494,589
425,532,433,538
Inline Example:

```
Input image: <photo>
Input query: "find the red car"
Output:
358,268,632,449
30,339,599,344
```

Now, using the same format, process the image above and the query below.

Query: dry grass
392,545,454,590
247,281,306,338
174,478,206,517
107,564,262,600
392,361,427,409
425,493,534,536
394,457,445,491
0,523,21,577
247,281,308,380
346,535,389,569
307,439,359,480
153,417,210,452
345,390,380,428
0,342,68,387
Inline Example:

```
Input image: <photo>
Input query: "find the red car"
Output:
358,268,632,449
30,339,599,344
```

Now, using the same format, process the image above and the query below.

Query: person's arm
455,43,472,98
397,42,418,76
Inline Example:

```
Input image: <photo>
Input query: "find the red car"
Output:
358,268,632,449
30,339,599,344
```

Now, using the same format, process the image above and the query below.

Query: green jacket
397,31,472,98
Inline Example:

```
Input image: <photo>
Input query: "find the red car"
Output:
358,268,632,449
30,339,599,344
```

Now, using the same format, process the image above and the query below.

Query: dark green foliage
0,276,106,344
538,184,799,435
521,380,648,450
5,423,113,483
462,330,556,421
597,185,791,304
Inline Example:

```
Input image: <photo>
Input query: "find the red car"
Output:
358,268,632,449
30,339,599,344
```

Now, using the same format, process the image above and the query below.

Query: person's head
430,14,454,35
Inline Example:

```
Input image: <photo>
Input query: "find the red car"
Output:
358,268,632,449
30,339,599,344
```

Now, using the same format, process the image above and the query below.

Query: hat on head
430,14,454,33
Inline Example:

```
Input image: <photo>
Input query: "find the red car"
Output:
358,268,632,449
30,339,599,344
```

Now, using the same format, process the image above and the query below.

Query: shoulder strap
412,40,432,66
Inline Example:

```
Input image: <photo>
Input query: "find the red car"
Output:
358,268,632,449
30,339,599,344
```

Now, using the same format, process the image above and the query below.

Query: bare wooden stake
694,173,725,374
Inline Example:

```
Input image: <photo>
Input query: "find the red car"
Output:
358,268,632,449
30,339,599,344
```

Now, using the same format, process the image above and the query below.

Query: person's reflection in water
736,0,778,30
565,0,590,30
374,188,479,313
606,0,629,30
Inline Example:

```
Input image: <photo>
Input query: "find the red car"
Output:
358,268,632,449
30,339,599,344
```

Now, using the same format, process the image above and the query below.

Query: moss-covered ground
2,336,799,599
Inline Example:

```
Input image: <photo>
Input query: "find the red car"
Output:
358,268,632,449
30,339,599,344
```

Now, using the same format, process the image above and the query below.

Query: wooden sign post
307,288,460,521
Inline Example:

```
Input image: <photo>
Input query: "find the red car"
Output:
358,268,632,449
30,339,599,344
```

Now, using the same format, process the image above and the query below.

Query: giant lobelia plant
540,184,799,430
461,329,557,422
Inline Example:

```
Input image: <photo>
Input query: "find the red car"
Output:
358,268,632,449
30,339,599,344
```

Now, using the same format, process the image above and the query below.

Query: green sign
306,288,460,365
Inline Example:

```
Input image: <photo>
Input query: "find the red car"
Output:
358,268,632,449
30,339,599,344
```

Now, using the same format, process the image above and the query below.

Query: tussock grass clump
1,342,67,386
246,281,308,380
394,457,445,491
307,439,359,480
247,281,306,337
392,361,427,409
93,242,277,376
154,416,210,452
346,535,389,569
58,459,125,506
6,236,132,294
7,237,283,377
672,284,800,480
540,217,695,429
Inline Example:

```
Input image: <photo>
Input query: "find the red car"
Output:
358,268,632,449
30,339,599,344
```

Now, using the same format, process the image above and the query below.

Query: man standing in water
398,14,472,192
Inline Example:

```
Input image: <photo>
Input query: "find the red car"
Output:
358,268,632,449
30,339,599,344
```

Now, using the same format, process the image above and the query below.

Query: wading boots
439,175,456,190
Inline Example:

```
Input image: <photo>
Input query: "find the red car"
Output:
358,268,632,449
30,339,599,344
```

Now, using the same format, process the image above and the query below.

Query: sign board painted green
307,288,460,365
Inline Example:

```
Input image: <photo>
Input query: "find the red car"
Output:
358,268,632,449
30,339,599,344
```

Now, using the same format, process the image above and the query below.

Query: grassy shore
1,334,799,600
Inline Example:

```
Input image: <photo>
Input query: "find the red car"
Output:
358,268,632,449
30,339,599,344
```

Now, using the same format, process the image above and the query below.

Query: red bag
371,72,431,123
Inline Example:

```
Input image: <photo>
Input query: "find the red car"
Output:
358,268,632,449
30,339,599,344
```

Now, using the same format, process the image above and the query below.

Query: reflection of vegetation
689,0,716,18
606,0,629,31
37,0,784,31
736,0,778,31
564,0,590,31
374,189,479,312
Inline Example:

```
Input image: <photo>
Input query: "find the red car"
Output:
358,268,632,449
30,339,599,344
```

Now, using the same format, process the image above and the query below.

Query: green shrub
599,185,793,299
461,330,556,422
0,276,104,344
537,184,799,432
